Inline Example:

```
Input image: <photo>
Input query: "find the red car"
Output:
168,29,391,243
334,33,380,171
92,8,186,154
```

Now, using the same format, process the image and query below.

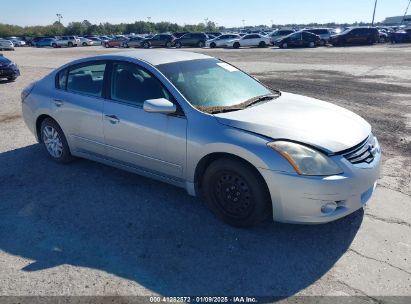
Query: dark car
141,34,175,48
174,32,208,48
329,27,379,46
303,28,331,45
274,31,321,48
103,36,127,48
0,54,20,81
390,28,411,44
206,32,222,37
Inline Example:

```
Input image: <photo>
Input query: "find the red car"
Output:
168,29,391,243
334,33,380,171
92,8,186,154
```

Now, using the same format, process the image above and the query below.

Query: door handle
105,114,120,124
53,99,64,107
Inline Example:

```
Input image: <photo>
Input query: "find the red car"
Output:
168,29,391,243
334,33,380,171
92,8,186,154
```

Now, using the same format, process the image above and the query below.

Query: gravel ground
0,45,410,300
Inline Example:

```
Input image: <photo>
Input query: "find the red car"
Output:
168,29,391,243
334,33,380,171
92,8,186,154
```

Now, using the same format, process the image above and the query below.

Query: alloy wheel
42,125,63,158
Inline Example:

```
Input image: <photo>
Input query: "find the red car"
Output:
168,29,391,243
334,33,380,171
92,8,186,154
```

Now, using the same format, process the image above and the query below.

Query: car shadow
0,144,363,296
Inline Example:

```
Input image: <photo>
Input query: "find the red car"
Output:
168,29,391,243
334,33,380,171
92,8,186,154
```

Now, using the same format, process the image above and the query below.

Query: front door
103,61,187,179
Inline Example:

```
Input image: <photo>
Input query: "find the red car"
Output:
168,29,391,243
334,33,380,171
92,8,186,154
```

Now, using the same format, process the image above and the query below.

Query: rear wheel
175,41,182,48
165,41,172,48
82,42,87,46
40,118,74,163
143,42,150,48
202,158,271,227
104,43,110,48
258,41,266,48
210,42,216,48
379,36,386,43
198,41,205,47
68,42,73,47
52,43,57,48
233,42,240,49
281,42,288,49
308,41,315,48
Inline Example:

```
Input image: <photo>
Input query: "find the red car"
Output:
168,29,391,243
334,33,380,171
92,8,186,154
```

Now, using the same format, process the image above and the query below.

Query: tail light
21,82,36,102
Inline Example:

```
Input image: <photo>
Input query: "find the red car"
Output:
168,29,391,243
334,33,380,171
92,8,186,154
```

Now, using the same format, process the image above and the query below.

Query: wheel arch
35,114,55,143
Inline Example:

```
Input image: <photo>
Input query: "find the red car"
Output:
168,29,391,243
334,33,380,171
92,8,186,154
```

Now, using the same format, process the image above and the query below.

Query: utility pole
56,13,63,24
242,19,245,28
401,0,411,25
147,16,151,22
371,0,378,25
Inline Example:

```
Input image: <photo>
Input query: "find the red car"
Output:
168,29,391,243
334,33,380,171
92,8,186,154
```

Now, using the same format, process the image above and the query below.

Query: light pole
147,16,151,23
401,0,411,25
371,0,378,25
56,13,63,24
242,19,245,28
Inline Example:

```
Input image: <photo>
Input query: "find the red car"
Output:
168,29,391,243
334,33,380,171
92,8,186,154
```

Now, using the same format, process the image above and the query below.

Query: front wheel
40,118,74,163
175,41,182,48
210,42,216,48
202,158,271,227
198,41,205,48
52,43,57,48
308,41,315,48
165,41,172,48
82,42,87,46
281,42,288,49
143,42,150,49
233,42,240,49
68,42,73,47
258,41,266,48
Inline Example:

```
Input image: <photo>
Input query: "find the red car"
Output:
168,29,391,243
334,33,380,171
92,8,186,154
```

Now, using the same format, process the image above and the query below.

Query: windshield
157,59,275,111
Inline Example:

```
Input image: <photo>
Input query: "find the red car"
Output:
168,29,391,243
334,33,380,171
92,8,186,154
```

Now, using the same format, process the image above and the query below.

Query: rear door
102,61,187,179
52,61,107,156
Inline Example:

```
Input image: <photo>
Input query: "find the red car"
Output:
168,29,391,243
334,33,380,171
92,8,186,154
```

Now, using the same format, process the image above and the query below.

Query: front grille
343,136,376,165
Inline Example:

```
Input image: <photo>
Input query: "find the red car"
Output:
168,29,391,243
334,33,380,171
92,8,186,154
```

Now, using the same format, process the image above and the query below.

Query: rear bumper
259,145,381,224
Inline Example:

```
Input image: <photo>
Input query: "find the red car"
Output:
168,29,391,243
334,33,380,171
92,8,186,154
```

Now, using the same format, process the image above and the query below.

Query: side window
67,62,106,97
110,62,171,106
56,69,68,89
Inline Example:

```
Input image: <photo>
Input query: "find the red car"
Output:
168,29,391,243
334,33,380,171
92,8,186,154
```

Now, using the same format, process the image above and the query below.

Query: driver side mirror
143,98,176,114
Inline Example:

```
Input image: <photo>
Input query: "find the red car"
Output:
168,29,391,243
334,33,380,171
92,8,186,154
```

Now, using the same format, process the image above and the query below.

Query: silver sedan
21,50,381,227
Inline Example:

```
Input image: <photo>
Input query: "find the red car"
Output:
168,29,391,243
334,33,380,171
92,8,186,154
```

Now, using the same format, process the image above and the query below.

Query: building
382,15,411,25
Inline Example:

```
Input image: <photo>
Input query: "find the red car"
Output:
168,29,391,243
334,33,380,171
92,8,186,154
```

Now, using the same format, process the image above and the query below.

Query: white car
226,34,270,48
0,40,14,51
206,34,241,48
78,37,94,46
7,37,26,47
52,36,80,47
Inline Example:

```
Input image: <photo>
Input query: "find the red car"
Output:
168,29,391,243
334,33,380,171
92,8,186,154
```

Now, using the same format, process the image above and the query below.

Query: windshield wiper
243,94,277,108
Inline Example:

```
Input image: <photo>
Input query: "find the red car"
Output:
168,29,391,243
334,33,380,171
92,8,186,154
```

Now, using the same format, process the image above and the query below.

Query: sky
1,0,410,27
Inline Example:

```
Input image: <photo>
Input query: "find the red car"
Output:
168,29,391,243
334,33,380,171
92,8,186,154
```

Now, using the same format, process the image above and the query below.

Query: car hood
214,92,371,153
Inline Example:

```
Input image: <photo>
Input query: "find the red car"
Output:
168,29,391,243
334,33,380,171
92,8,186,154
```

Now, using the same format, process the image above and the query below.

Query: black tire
198,41,205,48
52,43,57,48
82,42,87,46
68,42,73,47
104,43,110,48
202,158,271,227
175,41,182,48
233,42,240,49
320,39,326,46
7,77,17,81
210,42,216,48
281,42,288,49
165,41,172,48
258,41,266,48
40,118,74,163
143,42,150,49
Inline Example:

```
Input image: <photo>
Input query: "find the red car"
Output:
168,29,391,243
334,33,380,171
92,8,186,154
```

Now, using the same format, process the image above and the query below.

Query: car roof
98,50,213,66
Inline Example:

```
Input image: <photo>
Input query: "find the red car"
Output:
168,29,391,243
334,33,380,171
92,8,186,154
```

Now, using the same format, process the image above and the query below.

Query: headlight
268,141,343,176
8,62,17,69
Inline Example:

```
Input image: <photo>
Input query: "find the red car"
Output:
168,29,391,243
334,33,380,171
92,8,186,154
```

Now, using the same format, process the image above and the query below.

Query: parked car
0,54,20,81
21,50,381,227
7,37,26,47
28,36,56,46
104,36,127,48
121,36,145,48
226,34,270,48
206,34,241,48
58,36,81,47
174,32,208,48
389,28,411,44
35,38,55,48
87,37,103,45
77,37,94,46
206,32,222,37
269,29,295,45
378,30,389,43
274,31,321,48
0,39,14,51
329,27,379,46
303,28,331,45
141,34,175,48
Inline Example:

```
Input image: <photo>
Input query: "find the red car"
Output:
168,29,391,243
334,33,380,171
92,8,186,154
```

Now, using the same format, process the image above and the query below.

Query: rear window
309,29,329,34
66,62,106,97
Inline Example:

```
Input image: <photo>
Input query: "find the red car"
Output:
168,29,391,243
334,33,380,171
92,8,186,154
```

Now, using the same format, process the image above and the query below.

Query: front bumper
259,143,381,224
0,67,20,79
